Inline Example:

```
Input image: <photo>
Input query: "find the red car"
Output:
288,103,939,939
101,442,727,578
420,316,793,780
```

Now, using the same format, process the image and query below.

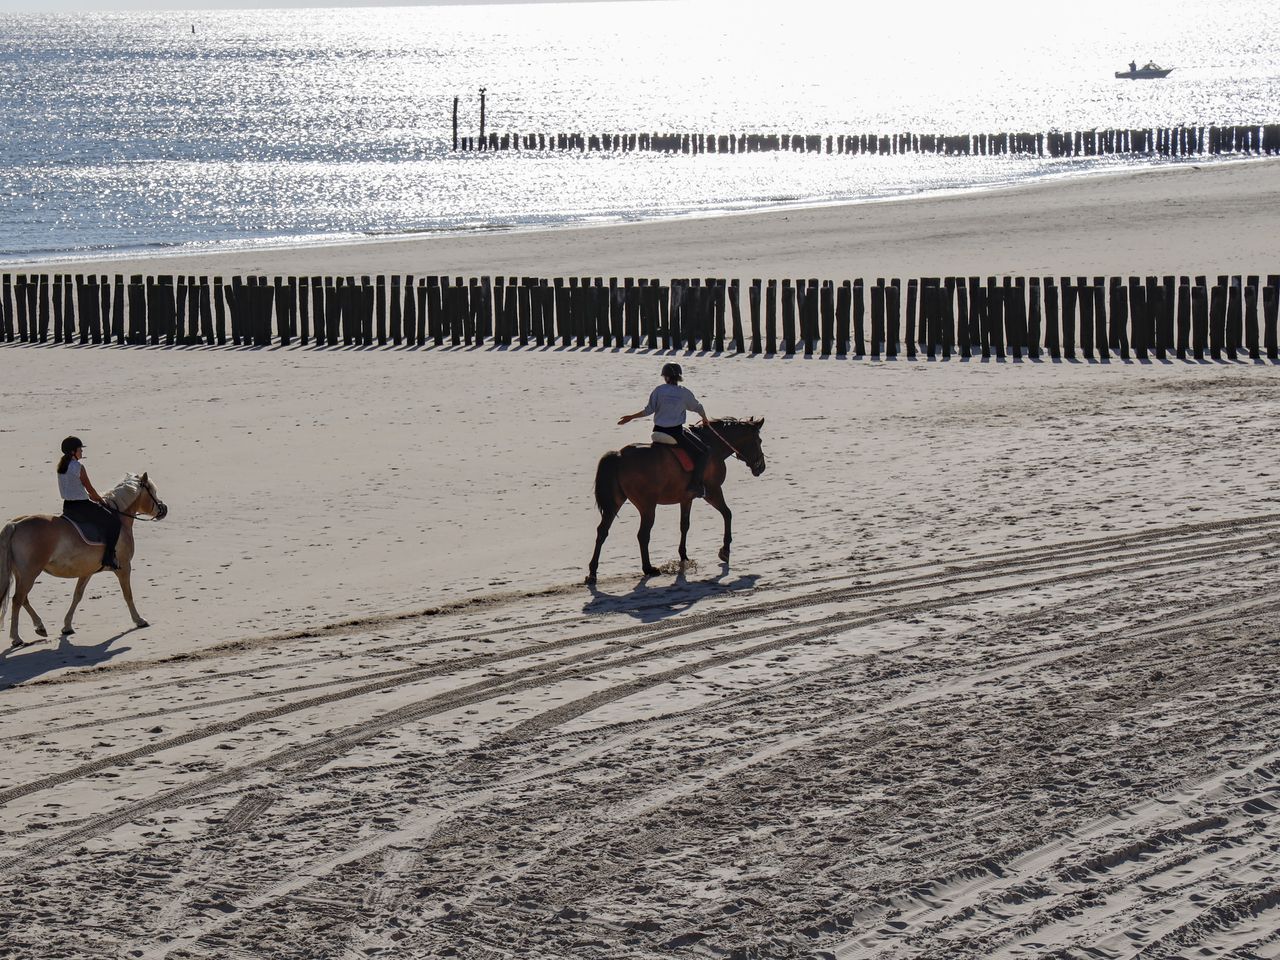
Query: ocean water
1,0,1277,262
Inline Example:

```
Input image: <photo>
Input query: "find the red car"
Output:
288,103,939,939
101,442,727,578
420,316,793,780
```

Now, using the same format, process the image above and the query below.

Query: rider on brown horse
57,436,121,571
617,363,711,498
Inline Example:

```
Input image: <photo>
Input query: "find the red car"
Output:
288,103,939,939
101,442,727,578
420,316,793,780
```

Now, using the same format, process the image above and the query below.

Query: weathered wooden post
781,279,796,355
1026,277,1041,358
1108,279,1129,360
127,275,145,344
957,279,972,358
453,96,459,151
1263,284,1279,360
714,280,728,353
870,280,884,358
39,274,53,343
479,87,487,146
1226,277,1242,359
1245,277,1260,360
1209,280,1227,360
762,280,777,355
1043,277,1059,359
730,280,745,353
1175,278,1190,359
1073,276,1093,359
987,277,1005,359
801,279,817,357
1060,278,1076,359
1192,281,1209,360
836,280,850,356
903,278,917,359
196,277,212,344
1088,279,1106,361
749,279,762,354
852,279,865,357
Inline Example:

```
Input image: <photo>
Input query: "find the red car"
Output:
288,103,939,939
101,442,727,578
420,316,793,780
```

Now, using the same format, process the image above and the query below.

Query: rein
702,422,759,469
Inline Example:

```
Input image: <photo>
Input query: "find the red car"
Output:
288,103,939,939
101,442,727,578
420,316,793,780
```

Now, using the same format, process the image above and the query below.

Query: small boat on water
1116,61,1173,79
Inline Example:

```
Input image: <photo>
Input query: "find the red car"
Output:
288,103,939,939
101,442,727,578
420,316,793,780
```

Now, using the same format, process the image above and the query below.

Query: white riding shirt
59,459,90,501
642,384,706,428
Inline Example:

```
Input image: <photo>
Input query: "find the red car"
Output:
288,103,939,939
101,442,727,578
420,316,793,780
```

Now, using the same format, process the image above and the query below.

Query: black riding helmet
61,436,84,455
661,362,683,382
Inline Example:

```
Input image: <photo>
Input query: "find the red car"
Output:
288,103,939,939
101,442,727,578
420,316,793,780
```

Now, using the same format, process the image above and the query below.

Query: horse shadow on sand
583,563,759,623
0,627,140,690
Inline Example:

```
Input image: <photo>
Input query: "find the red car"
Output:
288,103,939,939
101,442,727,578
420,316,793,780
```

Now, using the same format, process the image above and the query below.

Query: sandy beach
17,158,1280,281
3,160,1280,958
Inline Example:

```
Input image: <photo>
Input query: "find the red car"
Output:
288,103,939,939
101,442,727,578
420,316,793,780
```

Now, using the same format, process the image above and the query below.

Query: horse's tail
593,451,623,517
0,521,15,626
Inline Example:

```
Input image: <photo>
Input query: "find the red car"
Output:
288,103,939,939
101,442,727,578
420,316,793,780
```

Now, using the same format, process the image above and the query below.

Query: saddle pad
666,447,694,473
63,515,105,546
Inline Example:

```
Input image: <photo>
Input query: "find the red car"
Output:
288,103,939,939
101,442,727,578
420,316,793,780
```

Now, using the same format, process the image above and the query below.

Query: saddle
62,515,106,546
649,432,694,473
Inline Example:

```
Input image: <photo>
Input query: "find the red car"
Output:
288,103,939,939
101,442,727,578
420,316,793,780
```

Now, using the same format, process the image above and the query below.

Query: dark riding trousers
653,423,707,457
62,499,121,554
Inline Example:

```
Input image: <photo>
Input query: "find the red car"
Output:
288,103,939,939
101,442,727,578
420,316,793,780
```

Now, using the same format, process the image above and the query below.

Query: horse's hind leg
705,488,733,564
114,567,148,628
586,507,620,585
9,572,38,648
678,499,692,565
62,576,91,636
637,504,660,577
22,597,48,638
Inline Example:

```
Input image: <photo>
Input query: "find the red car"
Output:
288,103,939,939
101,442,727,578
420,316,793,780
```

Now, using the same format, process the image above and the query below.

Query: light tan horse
1,473,168,649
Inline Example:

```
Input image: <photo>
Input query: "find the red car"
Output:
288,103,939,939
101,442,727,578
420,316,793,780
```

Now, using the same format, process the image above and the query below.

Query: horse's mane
704,417,758,430
103,474,143,510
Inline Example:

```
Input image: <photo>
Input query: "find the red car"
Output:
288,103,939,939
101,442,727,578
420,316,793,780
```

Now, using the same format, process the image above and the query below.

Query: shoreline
9,156,1279,281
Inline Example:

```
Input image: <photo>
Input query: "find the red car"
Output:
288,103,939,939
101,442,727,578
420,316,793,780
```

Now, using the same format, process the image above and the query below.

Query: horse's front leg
678,499,692,565
114,566,149,628
62,576,91,636
637,505,660,577
705,488,733,564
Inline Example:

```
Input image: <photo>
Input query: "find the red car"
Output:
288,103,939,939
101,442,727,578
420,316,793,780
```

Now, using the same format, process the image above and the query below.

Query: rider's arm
684,389,709,425
617,409,648,425
79,467,104,504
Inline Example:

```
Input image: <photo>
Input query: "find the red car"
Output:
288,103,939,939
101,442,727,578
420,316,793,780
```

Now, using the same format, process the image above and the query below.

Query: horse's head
131,472,169,521
718,417,766,477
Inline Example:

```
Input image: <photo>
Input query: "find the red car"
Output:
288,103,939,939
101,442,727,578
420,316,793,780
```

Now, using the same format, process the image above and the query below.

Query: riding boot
687,451,708,499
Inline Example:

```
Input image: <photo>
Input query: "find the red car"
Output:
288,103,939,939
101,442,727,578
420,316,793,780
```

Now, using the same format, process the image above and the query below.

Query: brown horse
1,473,168,649
586,417,766,584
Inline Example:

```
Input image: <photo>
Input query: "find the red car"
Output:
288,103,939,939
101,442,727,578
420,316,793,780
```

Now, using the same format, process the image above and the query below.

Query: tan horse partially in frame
1,473,168,649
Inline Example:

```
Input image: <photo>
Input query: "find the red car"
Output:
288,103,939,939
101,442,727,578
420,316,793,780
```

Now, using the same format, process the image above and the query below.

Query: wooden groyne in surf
451,124,1280,159
2,273,1278,362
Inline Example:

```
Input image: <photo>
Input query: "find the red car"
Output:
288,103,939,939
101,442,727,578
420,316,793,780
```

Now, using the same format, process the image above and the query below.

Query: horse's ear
753,417,764,430
140,472,148,484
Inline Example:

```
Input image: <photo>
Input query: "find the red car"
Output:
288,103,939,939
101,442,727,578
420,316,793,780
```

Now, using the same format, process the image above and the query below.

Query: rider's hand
617,415,631,425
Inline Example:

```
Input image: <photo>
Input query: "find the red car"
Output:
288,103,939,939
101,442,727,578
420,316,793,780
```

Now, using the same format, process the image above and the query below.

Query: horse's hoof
643,567,661,577
34,626,48,638
9,639,24,650
718,548,730,563
584,574,596,585
61,628,75,636
135,620,149,629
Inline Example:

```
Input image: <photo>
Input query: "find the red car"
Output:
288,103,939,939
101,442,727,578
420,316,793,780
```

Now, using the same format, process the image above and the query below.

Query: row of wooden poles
454,124,1280,159
3,273,1279,362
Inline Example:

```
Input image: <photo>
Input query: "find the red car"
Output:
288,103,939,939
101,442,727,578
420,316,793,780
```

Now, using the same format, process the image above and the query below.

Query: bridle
703,422,766,473
103,476,168,522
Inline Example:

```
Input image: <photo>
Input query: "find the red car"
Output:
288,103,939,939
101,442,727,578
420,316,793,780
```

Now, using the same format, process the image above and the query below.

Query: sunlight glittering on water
0,0,1277,258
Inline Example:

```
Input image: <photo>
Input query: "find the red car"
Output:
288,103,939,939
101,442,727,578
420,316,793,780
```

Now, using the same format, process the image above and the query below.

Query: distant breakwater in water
453,125,1280,159
2,273,1278,362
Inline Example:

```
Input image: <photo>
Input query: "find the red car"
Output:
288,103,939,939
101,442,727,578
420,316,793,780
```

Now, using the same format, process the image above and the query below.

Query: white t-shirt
642,383,706,428
59,459,90,501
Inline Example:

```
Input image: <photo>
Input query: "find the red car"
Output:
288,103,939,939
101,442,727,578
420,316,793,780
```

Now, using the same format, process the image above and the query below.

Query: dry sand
2,160,1280,958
